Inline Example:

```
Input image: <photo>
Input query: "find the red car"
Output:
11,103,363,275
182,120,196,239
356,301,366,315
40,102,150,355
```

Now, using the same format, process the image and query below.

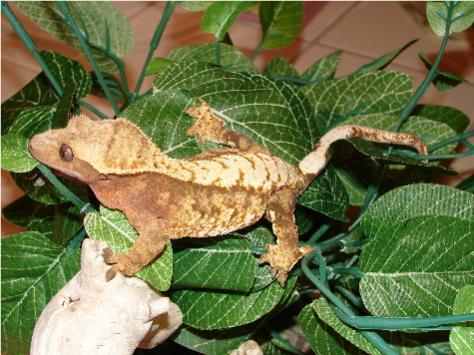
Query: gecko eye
59,144,74,162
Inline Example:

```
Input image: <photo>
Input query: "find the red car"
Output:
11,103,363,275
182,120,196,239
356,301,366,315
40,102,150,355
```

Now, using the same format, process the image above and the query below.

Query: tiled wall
2,2,473,234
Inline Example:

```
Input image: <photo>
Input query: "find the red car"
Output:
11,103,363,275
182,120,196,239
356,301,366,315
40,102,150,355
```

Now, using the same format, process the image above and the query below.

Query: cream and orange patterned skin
29,100,427,284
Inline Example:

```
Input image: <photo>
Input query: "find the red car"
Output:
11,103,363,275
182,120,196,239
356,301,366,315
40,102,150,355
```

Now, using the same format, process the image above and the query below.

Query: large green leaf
359,184,474,317
1,133,39,173
313,298,380,354
426,2,474,36
201,1,256,40
457,175,474,194
264,56,299,79
259,2,303,49
302,71,412,134
1,232,80,354
355,40,418,74
2,195,55,233
1,51,91,133
8,106,56,138
302,50,342,82
180,2,213,12
449,285,474,355
167,43,257,73
412,104,469,133
172,236,257,292
173,325,253,355
298,167,349,221
15,2,134,72
84,206,173,291
335,168,366,206
50,205,83,246
172,277,296,330
298,304,366,355
143,60,313,163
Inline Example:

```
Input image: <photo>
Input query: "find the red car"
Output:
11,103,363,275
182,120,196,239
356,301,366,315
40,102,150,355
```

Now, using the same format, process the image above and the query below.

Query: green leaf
90,71,127,104
335,168,366,206
264,56,299,79
359,184,474,317
450,285,474,355
259,2,303,49
172,236,257,292
419,51,467,92
1,231,80,354
427,2,474,36
457,176,474,194
298,167,349,221
172,277,296,330
180,1,213,12
167,42,257,73
356,40,418,73
145,57,174,76
412,104,470,134
298,304,365,355
1,51,90,133
302,71,412,134
2,195,55,232
11,169,89,205
1,133,39,173
173,325,252,355
15,2,134,72
147,60,313,163
84,206,173,291
201,1,256,40
313,298,380,354
8,106,56,138
302,50,342,82
51,205,82,246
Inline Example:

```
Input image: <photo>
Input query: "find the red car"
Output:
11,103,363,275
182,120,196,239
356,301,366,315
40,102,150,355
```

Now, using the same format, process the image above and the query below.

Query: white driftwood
230,340,263,355
31,239,182,355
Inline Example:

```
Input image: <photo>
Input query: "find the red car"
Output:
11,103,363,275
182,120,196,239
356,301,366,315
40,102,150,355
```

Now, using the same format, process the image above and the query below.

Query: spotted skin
29,100,428,284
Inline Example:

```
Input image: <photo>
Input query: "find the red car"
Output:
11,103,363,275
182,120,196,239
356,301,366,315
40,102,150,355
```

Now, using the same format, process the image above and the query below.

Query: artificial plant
1,1,474,354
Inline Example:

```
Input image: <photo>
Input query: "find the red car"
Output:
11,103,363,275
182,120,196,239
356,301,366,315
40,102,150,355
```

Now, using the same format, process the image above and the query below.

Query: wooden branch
31,239,182,355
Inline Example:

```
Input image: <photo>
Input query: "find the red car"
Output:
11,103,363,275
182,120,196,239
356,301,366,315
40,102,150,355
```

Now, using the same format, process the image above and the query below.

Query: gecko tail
298,124,428,178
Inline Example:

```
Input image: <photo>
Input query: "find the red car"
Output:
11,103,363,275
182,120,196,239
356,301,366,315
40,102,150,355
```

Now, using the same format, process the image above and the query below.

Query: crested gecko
29,100,428,284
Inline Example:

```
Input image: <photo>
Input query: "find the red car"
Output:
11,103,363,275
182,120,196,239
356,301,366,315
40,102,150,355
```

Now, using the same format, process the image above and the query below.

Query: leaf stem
57,1,121,116
332,307,474,331
334,285,363,308
67,228,86,251
1,2,63,96
428,130,474,153
250,42,262,62
308,223,330,244
133,1,178,97
214,39,221,65
302,254,398,355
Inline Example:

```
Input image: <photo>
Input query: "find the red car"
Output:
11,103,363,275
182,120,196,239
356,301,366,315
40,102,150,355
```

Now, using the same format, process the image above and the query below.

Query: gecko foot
259,244,314,285
102,249,142,280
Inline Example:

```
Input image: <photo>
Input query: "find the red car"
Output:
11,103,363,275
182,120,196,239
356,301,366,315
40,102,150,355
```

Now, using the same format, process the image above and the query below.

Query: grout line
312,2,359,43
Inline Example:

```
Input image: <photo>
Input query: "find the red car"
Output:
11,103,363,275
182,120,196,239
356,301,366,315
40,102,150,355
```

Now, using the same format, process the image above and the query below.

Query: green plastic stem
79,100,108,119
1,2,63,96
302,254,398,355
133,1,177,96
308,223,331,244
428,130,474,152
334,285,363,308
67,228,86,251
37,164,95,213
332,307,474,331
57,1,121,116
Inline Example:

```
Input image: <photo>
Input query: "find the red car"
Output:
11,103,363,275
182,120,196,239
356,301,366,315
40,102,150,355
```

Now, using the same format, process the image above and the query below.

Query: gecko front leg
260,189,314,285
186,99,267,153
104,224,168,280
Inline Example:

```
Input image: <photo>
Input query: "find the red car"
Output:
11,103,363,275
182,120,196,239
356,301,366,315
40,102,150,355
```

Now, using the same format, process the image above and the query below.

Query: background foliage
1,1,474,354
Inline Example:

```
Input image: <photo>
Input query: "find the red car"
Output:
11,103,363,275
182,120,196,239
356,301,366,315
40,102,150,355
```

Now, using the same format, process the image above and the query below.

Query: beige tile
301,2,357,42
318,2,470,74
113,1,150,19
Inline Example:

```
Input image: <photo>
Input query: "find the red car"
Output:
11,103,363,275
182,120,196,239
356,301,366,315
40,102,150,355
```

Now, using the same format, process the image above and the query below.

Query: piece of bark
31,239,182,355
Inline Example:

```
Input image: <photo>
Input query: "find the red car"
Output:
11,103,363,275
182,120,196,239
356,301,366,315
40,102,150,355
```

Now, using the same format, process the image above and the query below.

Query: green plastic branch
302,254,398,355
56,1,121,116
133,1,178,97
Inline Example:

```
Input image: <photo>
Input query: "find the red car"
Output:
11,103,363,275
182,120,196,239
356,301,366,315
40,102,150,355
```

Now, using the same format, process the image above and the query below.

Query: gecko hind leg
103,226,168,280
260,189,314,285
186,99,267,153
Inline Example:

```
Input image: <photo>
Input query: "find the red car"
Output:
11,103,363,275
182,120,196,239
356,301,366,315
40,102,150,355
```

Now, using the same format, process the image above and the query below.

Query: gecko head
29,114,160,183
